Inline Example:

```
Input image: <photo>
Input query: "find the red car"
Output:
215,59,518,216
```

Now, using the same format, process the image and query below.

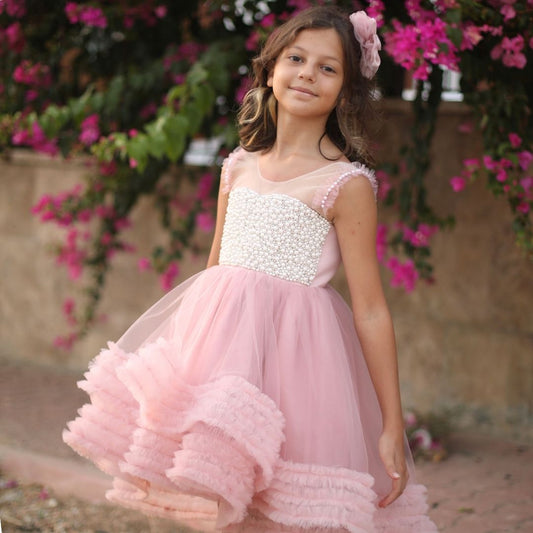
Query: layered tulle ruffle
64,266,437,532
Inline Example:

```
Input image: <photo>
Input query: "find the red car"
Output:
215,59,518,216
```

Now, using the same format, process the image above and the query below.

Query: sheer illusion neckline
255,152,351,184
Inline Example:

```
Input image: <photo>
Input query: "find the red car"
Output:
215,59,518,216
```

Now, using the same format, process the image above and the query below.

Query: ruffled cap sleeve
314,162,378,217
220,146,244,194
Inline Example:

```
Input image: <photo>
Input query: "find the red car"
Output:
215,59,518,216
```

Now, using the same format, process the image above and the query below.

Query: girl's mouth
290,86,317,96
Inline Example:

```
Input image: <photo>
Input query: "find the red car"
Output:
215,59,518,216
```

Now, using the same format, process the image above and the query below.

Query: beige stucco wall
1,101,532,441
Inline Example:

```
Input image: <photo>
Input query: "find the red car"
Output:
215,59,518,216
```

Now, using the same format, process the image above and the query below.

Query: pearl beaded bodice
219,188,331,285
218,149,377,286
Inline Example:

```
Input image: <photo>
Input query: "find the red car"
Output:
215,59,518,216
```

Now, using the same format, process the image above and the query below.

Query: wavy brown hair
237,5,378,165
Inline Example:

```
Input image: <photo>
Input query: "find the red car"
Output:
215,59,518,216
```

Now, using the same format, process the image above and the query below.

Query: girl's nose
298,65,315,82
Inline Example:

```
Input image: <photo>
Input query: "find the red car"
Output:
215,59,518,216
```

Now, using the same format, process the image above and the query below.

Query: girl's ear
267,73,273,87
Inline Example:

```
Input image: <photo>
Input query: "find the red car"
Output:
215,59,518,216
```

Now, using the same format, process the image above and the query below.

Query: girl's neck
270,112,343,163
272,113,327,161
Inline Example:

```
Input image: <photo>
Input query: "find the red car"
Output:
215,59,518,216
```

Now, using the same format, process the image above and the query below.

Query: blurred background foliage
0,0,531,347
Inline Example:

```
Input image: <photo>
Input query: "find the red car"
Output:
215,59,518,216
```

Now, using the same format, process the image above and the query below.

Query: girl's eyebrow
286,45,342,65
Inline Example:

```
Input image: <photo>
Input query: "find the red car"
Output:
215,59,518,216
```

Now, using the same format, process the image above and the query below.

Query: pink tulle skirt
63,265,438,532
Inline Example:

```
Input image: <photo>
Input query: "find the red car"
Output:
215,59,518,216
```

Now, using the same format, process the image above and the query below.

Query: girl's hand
378,429,409,508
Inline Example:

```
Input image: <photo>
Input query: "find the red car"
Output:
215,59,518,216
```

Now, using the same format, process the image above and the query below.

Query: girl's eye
322,65,336,73
288,55,302,63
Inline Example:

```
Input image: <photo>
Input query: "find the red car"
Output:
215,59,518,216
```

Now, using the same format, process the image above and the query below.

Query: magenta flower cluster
382,0,531,80
450,132,533,215
0,0,26,18
65,2,107,28
383,0,460,80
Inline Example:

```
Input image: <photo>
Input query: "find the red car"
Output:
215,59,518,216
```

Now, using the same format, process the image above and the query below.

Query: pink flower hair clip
349,11,381,79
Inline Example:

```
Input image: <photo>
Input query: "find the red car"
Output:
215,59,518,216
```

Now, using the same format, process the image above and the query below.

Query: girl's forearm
353,310,404,432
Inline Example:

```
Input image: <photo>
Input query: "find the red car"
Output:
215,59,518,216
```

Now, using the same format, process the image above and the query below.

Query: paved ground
1,357,532,532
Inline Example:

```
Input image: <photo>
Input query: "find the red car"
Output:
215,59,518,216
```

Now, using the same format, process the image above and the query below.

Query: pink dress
64,148,438,532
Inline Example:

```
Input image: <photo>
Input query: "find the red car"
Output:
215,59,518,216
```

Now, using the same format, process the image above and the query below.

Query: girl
64,6,438,532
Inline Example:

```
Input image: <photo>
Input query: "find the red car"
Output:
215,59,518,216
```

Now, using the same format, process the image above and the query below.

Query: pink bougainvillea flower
4,0,27,18
366,0,385,28
496,169,507,183
502,35,524,54
461,24,484,50
65,2,79,23
509,132,522,148
5,22,25,53
518,151,533,171
463,158,480,171
520,176,533,192
53,333,78,350
450,176,466,192
154,5,167,18
78,209,92,223
62,298,75,316
375,169,392,202
79,6,107,28
172,73,186,85
493,36,527,69
25,89,38,102
129,158,138,169
410,428,432,450
235,76,252,104
100,232,113,246
137,257,152,272
12,127,29,146
13,60,52,87
79,114,100,146
259,13,276,28
502,51,527,69
458,122,473,134
140,102,157,119
114,217,131,230
245,30,260,52
483,155,497,171
516,202,530,214
384,21,419,71
500,4,516,20
99,160,117,176
407,223,438,247
62,298,77,325
196,211,215,233
404,411,417,428
196,172,214,201
287,0,313,14
30,122,58,156
386,257,419,292
160,262,179,291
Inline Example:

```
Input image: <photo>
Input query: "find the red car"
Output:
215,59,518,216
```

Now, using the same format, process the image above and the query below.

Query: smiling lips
290,86,317,96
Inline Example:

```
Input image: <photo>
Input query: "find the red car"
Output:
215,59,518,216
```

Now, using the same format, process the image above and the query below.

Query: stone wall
1,100,532,441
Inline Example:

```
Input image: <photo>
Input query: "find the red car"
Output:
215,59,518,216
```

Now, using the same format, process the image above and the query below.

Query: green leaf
167,85,186,107
126,134,149,171
187,64,208,87
145,121,167,159
193,84,215,116
446,26,463,49
163,115,189,162
183,102,203,135
445,8,462,25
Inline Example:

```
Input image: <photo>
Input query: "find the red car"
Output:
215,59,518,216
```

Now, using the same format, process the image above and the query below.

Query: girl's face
267,28,344,123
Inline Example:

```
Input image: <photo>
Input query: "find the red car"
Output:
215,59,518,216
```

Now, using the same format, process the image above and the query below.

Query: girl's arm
330,176,408,508
206,184,229,268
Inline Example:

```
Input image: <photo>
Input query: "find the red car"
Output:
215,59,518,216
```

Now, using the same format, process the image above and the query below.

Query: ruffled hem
64,339,437,532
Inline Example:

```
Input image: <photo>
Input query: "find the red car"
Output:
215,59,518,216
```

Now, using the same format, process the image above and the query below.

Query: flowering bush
0,0,531,347
404,409,450,462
